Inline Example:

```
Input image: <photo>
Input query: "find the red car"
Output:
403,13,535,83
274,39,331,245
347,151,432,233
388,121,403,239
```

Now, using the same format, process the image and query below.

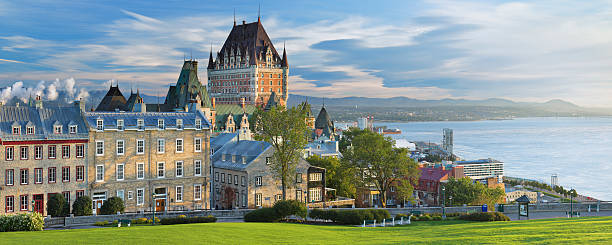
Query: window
128,191,134,200
309,173,322,182
137,162,145,179
390,186,395,192
48,167,56,183
5,146,14,161
194,138,202,152
62,167,70,182
296,190,303,202
95,141,104,156
69,125,77,134
76,190,85,199
54,125,62,134
34,168,42,184
228,174,232,184
20,169,28,185
76,166,84,181
20,195,28,211
12,126,20,135
157,139,165,153
137,189,144,205
266,157,271,165
175,139,183,153
116,163,124,181
176,119,183,130
241,176,246,186
117,119,124,131
97,119,104,130
255,176,262,186
63,192,70,204
117,190,125,200
26,126,34,135
296,173,302,183
137,119,144,130
256,193,262,207
234,175,238,186
157,162,165,178
309,188,322,202
275,194,282,202
116,140,124,155
76,144,84,158
48,145,56,159
215,172,219,181
5,196,14,212
136,139,145,154
20,146,28,160
62,145,70,158
195,119,202,130
34,146,42,159
194,184,202,200
176,161,183,177
194,160,202,176
96,165,104,182
5,169,14,186
158,119,164,129
221,173,225,183
176,186,183,202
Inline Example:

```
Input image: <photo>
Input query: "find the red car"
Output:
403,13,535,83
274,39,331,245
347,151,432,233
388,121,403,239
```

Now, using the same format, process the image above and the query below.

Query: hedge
100,197,124,215
273,200,307,219
459,212,510,222
244,208,280,222
160,215,217,225
47,193,67,217
0,213,44,232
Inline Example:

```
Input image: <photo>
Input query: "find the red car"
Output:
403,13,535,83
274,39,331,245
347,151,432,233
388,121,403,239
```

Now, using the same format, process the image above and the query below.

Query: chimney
241,97,245,110
211,97,216,109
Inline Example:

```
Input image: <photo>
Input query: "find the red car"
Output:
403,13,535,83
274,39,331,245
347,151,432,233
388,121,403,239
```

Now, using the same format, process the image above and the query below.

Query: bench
566,211,581,218
362,220,376,227
398,216,411,225
410,211,423,216
117,219,131,227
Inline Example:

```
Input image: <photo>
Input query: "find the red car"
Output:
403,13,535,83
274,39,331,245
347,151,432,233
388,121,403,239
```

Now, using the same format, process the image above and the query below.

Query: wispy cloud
0,58,25,64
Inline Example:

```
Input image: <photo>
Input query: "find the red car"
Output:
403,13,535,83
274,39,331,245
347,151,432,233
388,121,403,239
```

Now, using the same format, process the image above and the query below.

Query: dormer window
242,156,247,164
158,119,164,129
222,154,226,161
54,125,62,134
26,126,34,135
195,119,201,130
137,119,144,131
96,119,104,131
12,126,20,135
232,155,236,163
69,125,77,134
117,120,124,131
176,119,183,130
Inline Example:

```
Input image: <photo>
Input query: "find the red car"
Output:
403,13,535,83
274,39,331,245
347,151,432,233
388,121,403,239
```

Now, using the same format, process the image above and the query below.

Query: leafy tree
444,177,505,209
343,130,419,207
254,106,310,200
100,197,124,215
306,155,356,198
72,196,93,216
47,193,67,217
338,127,370,153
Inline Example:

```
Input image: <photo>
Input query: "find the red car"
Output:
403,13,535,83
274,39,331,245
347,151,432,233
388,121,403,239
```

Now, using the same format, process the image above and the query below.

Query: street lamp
152,193,156,225
449,196,453,207
441,186,446,219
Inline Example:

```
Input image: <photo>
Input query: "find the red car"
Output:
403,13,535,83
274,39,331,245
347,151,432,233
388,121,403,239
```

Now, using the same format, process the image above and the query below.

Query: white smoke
0,78,90,103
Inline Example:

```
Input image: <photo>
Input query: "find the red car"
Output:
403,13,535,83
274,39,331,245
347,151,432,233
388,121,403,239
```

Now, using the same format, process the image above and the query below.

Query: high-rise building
207,17,288,107
551,174,558,187
442,128,453,155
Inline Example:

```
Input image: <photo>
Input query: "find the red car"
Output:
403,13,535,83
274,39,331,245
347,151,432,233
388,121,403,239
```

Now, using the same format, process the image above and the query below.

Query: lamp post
441,186,446,219
152,193,156,225
449,196,453,207
570,190,573,218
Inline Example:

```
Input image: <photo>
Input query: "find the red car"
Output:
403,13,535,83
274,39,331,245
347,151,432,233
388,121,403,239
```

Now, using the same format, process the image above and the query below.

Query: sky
2,0,612,107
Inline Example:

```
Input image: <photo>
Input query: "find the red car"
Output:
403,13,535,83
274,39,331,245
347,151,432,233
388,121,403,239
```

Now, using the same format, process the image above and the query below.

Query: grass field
1,216,612,244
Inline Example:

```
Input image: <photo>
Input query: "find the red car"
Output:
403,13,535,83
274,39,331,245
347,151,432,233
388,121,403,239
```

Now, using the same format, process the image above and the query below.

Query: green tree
47,193,67,217
343,130,419,207
254,106,310,200
306,155,356,198
444,177,506,208
100,197,124,215
338,127,370,153
72,196,93,216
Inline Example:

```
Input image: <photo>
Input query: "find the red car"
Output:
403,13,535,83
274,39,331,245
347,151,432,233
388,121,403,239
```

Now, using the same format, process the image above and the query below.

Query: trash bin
482,204,488,212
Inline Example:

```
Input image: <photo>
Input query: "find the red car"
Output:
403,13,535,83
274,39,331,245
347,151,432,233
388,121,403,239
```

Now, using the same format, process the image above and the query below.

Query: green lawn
2,217,612,244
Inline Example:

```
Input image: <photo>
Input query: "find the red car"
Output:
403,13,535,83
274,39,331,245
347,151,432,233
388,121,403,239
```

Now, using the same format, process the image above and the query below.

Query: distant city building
551,174,558,187
442,128,453,155
357,117,368,130
505,189,537,203
453,158,504,181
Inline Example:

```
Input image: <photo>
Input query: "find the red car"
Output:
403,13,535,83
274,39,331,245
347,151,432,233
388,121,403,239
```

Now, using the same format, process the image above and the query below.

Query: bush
0,213,44,232
308,209,339,222
244,208,280,222
432,215,443,221
147,217,161,224
371,209,390,221
72,196,93,216
395,213,409,220
94,221,109,226
160,215,216,225
100,197,124,215
419,215,432,221
459,212,510,222
273,200,307,219
132,218,149,224
47,193,67,217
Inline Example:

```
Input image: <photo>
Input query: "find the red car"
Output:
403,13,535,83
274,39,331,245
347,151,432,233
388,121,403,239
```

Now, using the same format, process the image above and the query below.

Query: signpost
516,195,530,220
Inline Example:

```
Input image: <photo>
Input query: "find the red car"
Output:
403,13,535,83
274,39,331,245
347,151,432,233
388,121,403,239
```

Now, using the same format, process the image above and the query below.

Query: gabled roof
95,85,127,111
214,104,257,130
124,90,144,111
315,106,332,129
264,91,280,110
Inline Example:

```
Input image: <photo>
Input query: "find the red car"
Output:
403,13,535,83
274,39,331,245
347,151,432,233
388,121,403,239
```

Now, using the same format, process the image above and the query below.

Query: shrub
178,215,187,218
419,215,432,221
395,213,409,220
308,209,324,220
72,196,93,216
132,217,149,224
0,213,44,232
160,215,216,225
371,209,390,221
147,217,161,224
459,212,510,222
308,209,339,222
244,208,280,222
94,221,109,226
100,197,124,215
432,215,443,221
273,200,307,219
47,193,67,217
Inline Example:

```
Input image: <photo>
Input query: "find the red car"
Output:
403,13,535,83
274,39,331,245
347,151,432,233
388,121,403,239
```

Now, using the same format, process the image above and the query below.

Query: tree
100,197,124,215
343,130,419,207
338,127,370,153
306,155,356,198
47,193,67,217
254,106,310,200
444,177,505,209
72,196,93,216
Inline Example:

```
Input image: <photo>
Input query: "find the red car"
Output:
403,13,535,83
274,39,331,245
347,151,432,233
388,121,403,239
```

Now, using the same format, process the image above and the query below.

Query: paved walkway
506,210,612,220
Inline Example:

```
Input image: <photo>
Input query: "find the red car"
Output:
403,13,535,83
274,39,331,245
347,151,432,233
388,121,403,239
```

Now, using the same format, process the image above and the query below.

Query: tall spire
258,3,261,23
233,8,236,26
281,41,288,68
208,44,215,69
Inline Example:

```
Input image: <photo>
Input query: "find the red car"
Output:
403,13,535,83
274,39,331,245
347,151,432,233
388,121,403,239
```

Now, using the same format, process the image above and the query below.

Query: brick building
84,103,211,214
414,165,464,206
0,100,89,215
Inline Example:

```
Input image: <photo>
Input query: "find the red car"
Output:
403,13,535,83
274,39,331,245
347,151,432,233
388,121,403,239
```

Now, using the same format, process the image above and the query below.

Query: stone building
0,99,89,215
84,106,211,214
211,139,325,209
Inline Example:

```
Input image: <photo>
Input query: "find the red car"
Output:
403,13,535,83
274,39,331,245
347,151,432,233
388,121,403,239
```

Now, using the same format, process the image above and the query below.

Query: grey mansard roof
212,140,271,171
0,104,88,141
84,110,211,130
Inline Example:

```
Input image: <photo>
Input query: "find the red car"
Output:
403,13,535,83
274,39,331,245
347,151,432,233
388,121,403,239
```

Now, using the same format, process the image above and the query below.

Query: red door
33,194,44,214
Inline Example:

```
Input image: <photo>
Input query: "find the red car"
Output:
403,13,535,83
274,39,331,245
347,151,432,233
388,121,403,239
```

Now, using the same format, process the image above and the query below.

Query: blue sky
2,0,612,107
